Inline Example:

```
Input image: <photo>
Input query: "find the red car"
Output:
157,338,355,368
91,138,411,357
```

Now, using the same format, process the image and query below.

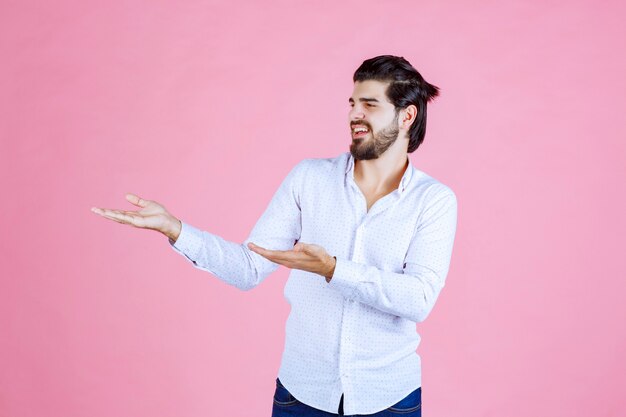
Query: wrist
164,217,182,242
325,256,336,283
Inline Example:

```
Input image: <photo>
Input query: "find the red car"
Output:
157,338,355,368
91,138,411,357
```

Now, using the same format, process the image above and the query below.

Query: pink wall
2,1,625,416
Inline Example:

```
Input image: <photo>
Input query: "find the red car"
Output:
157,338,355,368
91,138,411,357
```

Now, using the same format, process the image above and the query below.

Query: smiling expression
348,80,401,160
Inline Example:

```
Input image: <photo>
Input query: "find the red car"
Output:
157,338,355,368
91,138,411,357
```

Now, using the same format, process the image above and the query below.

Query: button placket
338,322,352,391
353,224,364,262
338,279,356,388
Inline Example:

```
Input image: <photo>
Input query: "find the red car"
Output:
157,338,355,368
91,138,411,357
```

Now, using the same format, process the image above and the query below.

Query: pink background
1,1,625,416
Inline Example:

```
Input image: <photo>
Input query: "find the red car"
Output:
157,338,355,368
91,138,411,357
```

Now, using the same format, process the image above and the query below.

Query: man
92,55,457,417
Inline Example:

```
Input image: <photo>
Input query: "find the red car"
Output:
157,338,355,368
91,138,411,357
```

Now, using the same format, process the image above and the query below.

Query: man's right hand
91,193,182,242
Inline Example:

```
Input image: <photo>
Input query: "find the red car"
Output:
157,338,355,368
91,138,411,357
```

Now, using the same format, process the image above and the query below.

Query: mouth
351,124,370,139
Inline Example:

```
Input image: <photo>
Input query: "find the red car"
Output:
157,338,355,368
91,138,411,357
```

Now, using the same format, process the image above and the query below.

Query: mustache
350,122,371,129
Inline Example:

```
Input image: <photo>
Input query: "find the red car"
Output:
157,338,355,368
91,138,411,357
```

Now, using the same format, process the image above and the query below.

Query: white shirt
169,151,458,415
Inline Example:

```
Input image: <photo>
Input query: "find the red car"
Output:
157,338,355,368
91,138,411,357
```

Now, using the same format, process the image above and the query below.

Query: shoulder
411,169,457,209
299,152,348,169
278,153,347,198
407,171,457,233
289,152,349,178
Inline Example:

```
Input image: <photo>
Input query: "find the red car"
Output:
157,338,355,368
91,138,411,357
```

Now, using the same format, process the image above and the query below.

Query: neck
354,148,409,193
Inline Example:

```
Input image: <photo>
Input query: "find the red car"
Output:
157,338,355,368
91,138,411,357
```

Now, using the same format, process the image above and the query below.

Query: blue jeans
271,378,421,417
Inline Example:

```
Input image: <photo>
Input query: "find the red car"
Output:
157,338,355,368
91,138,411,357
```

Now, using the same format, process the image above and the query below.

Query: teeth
353,127,368,133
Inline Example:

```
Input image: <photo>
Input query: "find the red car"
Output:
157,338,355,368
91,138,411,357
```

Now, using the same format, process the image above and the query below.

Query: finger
126,193,148,208
248,244,283,264
92,206,133,218
93,208,138,226
248,245,320,272
98,209,128,222
248,243,300,262
248,242,275,257
103,215,127,225
92,207,119,218
248,242,289,258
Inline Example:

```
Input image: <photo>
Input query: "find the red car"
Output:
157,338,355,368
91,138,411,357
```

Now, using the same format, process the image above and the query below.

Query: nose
349,105,365,121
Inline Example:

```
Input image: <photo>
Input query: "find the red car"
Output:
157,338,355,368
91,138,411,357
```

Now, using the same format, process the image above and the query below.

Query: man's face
348,80,400,160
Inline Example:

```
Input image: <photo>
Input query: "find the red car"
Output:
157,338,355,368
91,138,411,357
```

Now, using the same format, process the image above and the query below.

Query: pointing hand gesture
91,193,182,241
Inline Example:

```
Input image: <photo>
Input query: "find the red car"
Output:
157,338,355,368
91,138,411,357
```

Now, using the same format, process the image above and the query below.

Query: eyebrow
348,97,380,103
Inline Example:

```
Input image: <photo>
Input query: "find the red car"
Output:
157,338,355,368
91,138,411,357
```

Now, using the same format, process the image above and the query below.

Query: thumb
293,242,307,252
126,193,148,208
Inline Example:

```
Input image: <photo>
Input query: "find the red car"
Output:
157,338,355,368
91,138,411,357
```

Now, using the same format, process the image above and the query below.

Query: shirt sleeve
327,186,458,322
168,160,305,290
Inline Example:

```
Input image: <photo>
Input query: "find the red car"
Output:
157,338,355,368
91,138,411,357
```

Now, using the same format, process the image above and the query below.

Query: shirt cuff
168,221,205,260
327,258,361,300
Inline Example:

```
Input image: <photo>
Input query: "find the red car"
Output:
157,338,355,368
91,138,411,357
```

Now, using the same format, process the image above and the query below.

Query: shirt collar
345,152,414,194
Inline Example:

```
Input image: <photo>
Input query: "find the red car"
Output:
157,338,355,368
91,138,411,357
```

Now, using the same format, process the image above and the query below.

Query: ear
399,105,418,130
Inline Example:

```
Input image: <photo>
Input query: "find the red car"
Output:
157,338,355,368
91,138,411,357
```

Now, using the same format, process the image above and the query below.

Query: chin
350,145,379,161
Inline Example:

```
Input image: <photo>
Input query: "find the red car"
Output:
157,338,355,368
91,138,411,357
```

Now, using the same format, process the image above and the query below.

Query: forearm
328,259,447,322
169,222,279,291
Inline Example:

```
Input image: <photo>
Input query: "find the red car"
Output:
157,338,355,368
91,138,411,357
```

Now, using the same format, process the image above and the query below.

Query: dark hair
353,55,439,153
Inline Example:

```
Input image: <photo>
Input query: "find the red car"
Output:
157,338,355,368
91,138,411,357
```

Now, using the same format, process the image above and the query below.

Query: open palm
91,193,176,232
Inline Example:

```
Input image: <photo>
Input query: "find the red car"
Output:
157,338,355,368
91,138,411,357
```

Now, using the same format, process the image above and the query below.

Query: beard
350,113,400,160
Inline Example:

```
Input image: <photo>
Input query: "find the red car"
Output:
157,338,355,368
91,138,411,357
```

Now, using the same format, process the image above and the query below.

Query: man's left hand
247,241,336,279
